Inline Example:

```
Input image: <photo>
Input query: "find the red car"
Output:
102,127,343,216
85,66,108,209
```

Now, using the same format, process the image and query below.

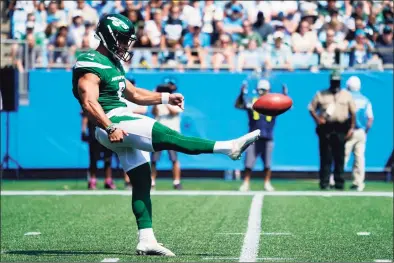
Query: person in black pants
308,70,356,190
81,111,116,190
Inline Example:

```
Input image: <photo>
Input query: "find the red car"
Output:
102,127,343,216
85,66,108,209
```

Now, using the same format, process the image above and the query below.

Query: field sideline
1,179,393,262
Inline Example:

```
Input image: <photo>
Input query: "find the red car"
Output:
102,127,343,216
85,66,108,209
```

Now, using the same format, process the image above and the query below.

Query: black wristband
105,124,117,135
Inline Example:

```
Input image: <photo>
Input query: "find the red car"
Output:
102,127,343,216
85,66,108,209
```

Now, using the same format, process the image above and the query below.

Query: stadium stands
1,0,393,71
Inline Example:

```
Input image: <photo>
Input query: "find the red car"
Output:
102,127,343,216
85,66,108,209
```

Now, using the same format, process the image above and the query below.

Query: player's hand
317,117,326,125
108,128,128,143
169,93,184,110
345,129,354,140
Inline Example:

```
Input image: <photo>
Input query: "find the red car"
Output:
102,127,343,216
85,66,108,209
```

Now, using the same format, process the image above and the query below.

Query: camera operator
151,78,183,190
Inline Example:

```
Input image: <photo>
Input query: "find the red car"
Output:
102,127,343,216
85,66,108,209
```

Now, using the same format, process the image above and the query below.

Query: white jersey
155,104,182,132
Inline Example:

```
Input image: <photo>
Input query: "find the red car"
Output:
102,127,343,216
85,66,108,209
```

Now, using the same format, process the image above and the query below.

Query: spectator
212,33,235,72
201,0,222,35
68,0,99,26
93,0,123,17
125,9,144,25
238,19,263,50
365,12,380,41
223,5,243,42
159,4,187,70
48,24,76,67
253,11,274,42
319,0,344,21
84,21,100,49
69,11,85,48
75,34,92,58
266,22,292,46
122,0,143,13
183,21,210,69
237,39,265,72
224,0,244,19
48,34,69,66
264,31,293,71
34,2,47,32
292,20,319,54
352,1,370,21
161,4,186,49
374,26,393,64
133,23,153,69
14,32,42,72
145,9,163,67
348,29,374,67
44,19,59,41
180,0,202,27
244,0,273,24
48,24,76,50
319,11,348,44
144,0,164,21
46,1,67,25
270,0,298,21
317,28,345,68
345,17,366,43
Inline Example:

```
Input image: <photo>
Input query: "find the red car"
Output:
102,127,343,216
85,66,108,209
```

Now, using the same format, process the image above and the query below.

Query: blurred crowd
5,0,394,71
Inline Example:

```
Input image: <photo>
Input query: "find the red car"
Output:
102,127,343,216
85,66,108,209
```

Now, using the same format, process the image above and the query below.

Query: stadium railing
1,40,393,71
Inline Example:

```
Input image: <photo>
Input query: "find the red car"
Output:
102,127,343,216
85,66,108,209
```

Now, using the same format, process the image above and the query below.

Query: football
252,93,293,116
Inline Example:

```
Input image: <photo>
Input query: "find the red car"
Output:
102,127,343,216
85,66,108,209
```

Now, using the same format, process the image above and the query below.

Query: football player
72,14,260,256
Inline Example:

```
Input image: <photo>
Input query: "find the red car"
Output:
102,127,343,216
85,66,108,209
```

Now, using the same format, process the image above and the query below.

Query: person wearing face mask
308,70,356,190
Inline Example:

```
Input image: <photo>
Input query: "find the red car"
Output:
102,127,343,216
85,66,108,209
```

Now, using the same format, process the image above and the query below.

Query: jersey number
118,82,126,98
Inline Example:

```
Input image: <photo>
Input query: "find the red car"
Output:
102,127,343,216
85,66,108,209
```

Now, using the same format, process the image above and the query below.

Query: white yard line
101,258,119,262
374,260,392,262
1,190,392,197
239,193,264,262
24,232,41,236
256,257,294,261
357,232,371,236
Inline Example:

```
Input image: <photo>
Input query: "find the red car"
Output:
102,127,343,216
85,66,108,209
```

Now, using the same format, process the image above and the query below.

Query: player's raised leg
97,111,260,161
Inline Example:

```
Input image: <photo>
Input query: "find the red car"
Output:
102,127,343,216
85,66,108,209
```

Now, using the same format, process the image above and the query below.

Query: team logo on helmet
107,16,129,30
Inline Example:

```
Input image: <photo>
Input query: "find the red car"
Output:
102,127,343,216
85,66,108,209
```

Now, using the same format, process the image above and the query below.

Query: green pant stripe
109,115,140,124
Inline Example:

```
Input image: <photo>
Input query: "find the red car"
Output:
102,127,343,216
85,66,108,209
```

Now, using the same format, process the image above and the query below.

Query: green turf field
1,178,393,191
1,179,393,262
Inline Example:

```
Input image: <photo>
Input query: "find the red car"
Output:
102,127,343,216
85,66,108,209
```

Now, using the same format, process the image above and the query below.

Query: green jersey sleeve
73,52,111,81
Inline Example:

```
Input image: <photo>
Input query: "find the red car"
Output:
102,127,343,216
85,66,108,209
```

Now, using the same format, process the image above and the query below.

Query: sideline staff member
308,70,356,190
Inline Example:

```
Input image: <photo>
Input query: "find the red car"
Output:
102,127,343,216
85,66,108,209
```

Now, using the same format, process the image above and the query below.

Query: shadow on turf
4,250,136,256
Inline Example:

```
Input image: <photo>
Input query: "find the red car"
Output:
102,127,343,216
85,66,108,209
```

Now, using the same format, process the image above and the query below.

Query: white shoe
229,130,261,160
239,182,250,192
136,241,175,256
357,184,365,192
264,182,275,192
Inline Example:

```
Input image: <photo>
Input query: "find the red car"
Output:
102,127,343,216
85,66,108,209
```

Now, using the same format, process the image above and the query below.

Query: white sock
138,228,157,243
213,141,233,155
173,179,180,185
151,180,155,187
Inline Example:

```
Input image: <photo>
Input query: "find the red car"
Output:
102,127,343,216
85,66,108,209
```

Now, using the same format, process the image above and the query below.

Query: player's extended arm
77,73,113,129
124,79,184,109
